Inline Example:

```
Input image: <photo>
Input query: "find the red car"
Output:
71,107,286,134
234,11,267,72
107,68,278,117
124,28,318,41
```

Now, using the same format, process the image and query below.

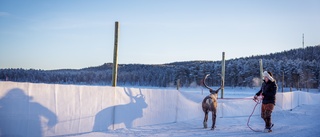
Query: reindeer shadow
92,88,148,132
0,88,57,137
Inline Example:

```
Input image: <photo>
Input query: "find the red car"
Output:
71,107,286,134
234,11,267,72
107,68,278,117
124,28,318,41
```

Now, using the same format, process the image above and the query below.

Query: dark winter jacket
255,80,277,105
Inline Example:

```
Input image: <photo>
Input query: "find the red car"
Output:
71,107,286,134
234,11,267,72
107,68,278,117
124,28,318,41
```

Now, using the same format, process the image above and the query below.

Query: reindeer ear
215,88,221,94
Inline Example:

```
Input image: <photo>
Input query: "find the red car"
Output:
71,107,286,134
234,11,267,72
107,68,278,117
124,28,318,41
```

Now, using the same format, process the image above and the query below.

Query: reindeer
93,89,148,131
202,74,223,130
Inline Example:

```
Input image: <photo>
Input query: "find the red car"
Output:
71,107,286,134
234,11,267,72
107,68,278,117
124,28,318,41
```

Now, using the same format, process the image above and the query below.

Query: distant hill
1,45,320,89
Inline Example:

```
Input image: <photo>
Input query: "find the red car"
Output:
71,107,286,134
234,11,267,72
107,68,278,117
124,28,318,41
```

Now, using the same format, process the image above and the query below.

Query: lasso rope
247,97,262,132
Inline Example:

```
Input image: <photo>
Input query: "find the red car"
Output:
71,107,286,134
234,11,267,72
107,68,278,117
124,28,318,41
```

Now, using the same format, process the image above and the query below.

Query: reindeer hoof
203,122,207,129
211,127,215,130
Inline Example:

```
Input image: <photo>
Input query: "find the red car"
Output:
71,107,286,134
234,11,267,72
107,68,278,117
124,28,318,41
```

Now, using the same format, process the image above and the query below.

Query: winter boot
263,128,272,133
264,123,274,133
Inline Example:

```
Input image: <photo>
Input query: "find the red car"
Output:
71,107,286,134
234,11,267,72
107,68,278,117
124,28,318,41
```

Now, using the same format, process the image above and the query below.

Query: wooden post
259,59,264,85
221,52,225,99
176,79,180,90
282,71,284,92
112,21,119,87
319,70,320,92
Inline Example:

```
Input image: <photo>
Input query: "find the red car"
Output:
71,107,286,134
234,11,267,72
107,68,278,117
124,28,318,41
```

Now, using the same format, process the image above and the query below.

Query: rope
247,98,262,132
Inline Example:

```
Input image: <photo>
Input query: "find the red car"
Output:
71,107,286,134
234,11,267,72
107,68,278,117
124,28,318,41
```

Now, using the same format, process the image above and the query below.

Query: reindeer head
124,89,148,109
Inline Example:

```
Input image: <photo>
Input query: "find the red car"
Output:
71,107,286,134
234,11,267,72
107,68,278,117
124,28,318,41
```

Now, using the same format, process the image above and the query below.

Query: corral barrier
0,82,318,136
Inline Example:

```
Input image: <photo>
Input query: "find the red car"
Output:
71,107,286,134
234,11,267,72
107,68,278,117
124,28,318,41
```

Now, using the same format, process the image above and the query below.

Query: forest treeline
1,45,320,89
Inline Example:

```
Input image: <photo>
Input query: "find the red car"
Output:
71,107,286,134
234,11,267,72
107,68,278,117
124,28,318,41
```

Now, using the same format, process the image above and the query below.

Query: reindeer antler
124,88,145,103
203,74,223,94
137,89,145,99
124,88,134,103
203,74,213,91
218,74,224,87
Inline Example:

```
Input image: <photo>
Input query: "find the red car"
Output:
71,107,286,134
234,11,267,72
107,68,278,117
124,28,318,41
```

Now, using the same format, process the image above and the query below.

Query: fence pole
221,52,225,99
112,21,119,87
176,79,180,91
282,71,284,92
259,59,263,85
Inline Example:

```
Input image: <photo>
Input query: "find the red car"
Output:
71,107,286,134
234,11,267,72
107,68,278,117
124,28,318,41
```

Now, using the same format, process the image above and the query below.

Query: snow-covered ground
73,87,320,137
0,82,319,137
74,104,320,137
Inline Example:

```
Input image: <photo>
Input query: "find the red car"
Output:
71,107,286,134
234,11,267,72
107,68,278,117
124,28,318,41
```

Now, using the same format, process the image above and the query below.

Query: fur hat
263,71,274,82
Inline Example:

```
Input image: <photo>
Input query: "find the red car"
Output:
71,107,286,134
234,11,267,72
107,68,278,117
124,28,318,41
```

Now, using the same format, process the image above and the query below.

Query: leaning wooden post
221,52,225,99
112,21,119,87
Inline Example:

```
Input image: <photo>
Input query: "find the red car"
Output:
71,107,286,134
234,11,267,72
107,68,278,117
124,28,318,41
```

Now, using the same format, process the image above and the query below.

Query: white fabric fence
0,82,318,136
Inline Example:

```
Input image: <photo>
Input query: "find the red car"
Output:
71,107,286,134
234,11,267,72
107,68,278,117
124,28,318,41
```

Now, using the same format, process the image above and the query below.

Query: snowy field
0,82,319,137
75,87,320,137
75,104,320,137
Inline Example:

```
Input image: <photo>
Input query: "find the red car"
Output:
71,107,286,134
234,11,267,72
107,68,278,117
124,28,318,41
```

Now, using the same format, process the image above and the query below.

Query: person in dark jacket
254,71,277,132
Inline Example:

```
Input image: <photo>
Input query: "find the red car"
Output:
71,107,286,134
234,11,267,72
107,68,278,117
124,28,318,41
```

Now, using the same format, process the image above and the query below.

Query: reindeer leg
211,111,217,130
203,111,208,128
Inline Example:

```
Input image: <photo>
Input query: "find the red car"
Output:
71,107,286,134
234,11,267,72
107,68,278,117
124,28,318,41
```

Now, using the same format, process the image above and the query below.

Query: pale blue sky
1,0,319,70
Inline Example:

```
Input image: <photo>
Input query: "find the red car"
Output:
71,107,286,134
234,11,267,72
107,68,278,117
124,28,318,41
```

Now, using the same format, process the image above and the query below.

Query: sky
0,0,319,70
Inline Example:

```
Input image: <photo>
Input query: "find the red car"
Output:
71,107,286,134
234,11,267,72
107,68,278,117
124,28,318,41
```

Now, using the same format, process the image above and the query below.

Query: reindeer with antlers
202,74,223,130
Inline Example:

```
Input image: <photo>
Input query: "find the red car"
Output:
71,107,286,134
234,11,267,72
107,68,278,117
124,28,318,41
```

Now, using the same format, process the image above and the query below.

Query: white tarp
0,81,319,136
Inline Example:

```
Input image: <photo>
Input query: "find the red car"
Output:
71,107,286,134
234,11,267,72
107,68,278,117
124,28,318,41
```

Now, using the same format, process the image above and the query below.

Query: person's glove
253,95,258,102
